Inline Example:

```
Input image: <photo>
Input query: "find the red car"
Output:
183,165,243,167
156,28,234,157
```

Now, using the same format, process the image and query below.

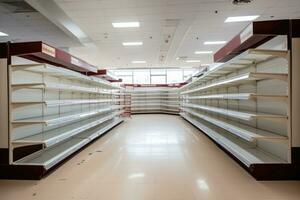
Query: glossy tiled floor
0,114,300,200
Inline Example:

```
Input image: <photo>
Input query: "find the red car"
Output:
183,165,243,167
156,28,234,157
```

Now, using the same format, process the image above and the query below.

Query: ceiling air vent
0,0,37,13
232,0,254,5
176,56,188,61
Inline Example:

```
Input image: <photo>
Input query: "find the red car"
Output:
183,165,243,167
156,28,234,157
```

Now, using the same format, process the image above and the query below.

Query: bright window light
204,41,227,45
112,22,140,28
186,60,201,63
122,42,143,46
132,60,146,64
0,31,9,36
225,15,259,23
195,51,213,54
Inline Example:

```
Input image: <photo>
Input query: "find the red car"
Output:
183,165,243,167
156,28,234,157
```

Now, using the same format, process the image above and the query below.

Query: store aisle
0,114,299,200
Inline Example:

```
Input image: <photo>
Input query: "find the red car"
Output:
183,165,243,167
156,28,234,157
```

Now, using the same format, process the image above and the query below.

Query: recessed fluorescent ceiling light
186,60,201,63
204,41,227,45
0,31,9,36
195,51,213,54
122,42,143,46
132,60,146,64
225,15,259,23
112,22,140,28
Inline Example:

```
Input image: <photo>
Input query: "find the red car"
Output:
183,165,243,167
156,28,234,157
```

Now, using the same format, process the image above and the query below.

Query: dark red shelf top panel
214,19,300,63
122,83,187,88
4,41,98,73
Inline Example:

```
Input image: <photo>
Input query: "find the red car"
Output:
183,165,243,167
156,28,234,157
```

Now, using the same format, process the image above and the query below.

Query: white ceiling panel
50,0,300,68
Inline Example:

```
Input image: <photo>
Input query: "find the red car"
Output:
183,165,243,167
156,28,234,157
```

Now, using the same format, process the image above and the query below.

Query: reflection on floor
0,114,299,200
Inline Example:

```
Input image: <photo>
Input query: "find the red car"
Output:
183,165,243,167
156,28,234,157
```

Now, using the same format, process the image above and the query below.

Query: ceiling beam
25,0,91,45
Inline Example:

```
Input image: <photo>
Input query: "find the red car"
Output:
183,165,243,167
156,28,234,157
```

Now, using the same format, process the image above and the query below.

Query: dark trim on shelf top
0,41,98,73
122,83,187,88
88,69,122,82
214,19,300,63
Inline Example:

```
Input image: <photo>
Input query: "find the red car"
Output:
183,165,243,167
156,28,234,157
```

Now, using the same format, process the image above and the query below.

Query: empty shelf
181,49,288,91
180,113,286,167
131,93,179,96
182,108,287,142
12,99,120,107
182,103,287,121
14,137,89,170
181,72,288,94
12,106,121,126
11,64,118,89
11,82,113,95
76,118,123,141
183,93,287,101
12,113,120,147
132,96,179,99
131,100,179,104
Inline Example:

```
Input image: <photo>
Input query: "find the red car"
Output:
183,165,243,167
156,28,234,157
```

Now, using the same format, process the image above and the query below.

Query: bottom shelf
180,113,286,167
14,118,123,170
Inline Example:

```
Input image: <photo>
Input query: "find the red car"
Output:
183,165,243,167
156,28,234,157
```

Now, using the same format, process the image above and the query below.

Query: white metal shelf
11,64,119,89
132,109,179,113
131,96,179,99
131,93,179,96
183,93,287,101
12,112,121,148
12,106,122,126
11,82,115,95
180,113,286,166
181,72,287,95
76,118,123,140
182,108,287,142
182,103,287,121
131,100,179,104
14,138,89,170
12,99,120,107
181,49,288,91
131,103,179,107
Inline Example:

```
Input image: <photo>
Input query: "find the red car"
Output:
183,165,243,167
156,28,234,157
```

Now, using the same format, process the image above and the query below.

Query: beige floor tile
0,114,299,200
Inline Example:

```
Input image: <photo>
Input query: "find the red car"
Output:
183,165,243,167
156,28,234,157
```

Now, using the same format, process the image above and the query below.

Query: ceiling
4,0,300,69
0,0,81,48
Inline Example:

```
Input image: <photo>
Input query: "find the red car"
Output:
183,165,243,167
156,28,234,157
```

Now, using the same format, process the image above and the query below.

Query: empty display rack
0,42,125,179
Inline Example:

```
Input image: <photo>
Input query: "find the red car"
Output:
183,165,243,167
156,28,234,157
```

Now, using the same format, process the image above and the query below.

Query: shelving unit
182,103,287,121
128,87,180,114
9,63,124,170
0,42,125,179
180,113,285,166
180,45,293,179
181,72,287,95
182,93,287,101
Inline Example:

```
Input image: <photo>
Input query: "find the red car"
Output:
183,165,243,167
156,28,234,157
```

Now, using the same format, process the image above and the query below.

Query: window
150,69,166,84
133,69,150,84
113,70,132,76
167,69,183,83
151,68,166,75
119,76,133,84
111,68,194,84
151,75,166,84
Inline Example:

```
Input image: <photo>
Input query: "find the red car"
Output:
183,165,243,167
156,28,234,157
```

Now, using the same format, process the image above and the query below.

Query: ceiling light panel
0,32,9,36
112,22,140,28
186,60,201,63
122,42,143,46
132,60,146,64
204,41,227,45
225,15,259,23
195,51,213,54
